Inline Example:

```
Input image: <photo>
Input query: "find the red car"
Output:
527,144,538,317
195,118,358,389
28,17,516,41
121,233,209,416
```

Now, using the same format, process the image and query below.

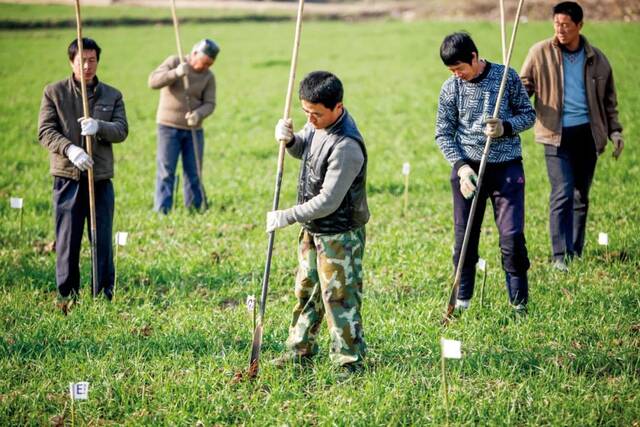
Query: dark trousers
154,124,205,213
544,123,597,261
53,176,114,298
451,160,530,305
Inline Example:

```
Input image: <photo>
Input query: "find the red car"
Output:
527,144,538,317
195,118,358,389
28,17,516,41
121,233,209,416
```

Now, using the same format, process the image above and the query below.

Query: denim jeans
450,160,530,305
154,124,205,213
544,123,597,261
53,176,114,298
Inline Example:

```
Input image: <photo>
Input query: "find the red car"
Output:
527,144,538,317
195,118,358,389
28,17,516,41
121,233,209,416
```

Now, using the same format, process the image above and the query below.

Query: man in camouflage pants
267,71,369,373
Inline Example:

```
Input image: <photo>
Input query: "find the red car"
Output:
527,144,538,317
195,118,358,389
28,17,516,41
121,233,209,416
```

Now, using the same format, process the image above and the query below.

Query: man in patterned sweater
435,32,536,314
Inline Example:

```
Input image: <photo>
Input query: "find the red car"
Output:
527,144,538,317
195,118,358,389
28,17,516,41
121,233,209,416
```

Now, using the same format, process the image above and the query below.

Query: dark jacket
520,36,622,153
38,75,128,181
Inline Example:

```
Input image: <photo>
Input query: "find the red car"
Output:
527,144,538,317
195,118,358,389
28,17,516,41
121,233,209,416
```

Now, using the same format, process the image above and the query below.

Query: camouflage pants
285,227,367,366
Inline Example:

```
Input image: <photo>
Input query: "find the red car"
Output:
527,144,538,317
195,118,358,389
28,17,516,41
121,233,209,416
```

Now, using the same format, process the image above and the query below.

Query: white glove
266,210,290,233
175,62,189,77
611,131,624,160
457,164,478,200
185,111,201,127
275,118,294,144
483,118,504,138
78,117,99,136
67,144,94,171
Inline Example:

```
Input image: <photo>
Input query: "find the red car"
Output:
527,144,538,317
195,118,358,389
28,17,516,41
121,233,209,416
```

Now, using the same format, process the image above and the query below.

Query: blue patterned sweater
435,62,535,167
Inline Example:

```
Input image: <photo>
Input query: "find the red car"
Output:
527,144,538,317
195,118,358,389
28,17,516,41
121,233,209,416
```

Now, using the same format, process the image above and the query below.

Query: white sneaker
455,298,470,310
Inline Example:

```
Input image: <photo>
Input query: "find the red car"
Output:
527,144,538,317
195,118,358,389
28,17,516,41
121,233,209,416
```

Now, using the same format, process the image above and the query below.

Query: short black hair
299,71,343,110
440,32,478,66
553,1,583,24
68,38,102,62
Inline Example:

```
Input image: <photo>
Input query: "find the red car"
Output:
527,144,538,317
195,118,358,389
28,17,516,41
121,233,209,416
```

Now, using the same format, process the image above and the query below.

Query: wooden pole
73,0,99,298
249,0,306,378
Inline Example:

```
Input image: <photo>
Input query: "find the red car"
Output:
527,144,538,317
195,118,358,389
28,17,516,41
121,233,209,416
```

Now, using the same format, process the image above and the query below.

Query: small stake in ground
10,197,24,233
477,258,487,308
172,172,180,210
402,162,410,217
113,232,128,302
598,232,609,261
69,381,89,427
440,338,462,425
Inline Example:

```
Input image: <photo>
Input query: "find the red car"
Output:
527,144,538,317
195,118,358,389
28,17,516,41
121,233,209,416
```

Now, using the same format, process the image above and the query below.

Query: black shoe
103,288,113,301
336,363,364,380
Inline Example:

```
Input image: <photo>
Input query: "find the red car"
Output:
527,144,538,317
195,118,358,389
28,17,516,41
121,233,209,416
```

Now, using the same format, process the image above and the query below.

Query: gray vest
297,110,369,234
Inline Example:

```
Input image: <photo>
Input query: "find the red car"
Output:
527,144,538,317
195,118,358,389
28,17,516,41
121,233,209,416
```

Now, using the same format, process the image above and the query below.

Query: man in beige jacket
38,38,128,310
149,39,219,214
520,1,624,271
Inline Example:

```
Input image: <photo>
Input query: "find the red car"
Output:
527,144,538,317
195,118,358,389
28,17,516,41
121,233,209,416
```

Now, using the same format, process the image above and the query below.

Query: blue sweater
561,47,590,127
435,62,536,167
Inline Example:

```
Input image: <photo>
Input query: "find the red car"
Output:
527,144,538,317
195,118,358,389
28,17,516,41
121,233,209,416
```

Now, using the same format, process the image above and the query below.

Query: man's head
298,71,344,129
440,32,482,81
188,39,220,72
68,38,101,83
553,2,583,49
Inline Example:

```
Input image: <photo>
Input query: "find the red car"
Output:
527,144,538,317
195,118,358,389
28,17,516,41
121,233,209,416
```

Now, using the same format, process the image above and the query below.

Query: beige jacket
520,36,622,153
148,55,216,130
38,76,128,181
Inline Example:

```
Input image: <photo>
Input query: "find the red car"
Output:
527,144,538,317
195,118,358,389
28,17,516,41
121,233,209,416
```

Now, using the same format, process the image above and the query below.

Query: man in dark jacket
267,71,369,374
520,1,624,271
38,38,128,311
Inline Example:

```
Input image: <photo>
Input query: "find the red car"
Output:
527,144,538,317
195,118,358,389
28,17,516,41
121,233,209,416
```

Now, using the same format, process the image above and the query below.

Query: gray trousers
53,176,114,298
544,123,597,261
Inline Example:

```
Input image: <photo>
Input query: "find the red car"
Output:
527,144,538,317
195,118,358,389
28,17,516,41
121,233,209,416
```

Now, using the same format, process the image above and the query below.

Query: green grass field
1,4,639,425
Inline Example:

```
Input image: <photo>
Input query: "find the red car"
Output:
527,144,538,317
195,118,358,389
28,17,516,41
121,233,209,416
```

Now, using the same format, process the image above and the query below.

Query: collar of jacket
67,74,102,99
551,35,595,60
323,109,347,135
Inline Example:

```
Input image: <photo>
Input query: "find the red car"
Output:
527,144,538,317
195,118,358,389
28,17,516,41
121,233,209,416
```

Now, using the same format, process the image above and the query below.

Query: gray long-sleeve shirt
283,114,365,225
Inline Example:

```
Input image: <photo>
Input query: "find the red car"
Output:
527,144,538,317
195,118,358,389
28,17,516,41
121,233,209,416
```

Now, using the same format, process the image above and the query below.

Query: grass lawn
0,5,639,425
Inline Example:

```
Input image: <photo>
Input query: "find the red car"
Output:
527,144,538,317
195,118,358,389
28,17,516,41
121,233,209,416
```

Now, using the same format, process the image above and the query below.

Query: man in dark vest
267,71,369,374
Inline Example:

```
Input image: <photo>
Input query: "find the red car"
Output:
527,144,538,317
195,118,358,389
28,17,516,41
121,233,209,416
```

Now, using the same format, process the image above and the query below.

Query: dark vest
297,110,369,234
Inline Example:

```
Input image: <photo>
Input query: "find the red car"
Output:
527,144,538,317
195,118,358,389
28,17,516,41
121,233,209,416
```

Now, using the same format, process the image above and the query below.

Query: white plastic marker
441,338,462,359
115,231,128,246
69,381,89,427
113,232,129,302
478,258,488,308
246,295,256,312
598,232,610,261
402,162,410,216
246,294,257,330
440,338,462,425
69,382,89,400
598,232,609,246
10,197,24,232
10,197,23,209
